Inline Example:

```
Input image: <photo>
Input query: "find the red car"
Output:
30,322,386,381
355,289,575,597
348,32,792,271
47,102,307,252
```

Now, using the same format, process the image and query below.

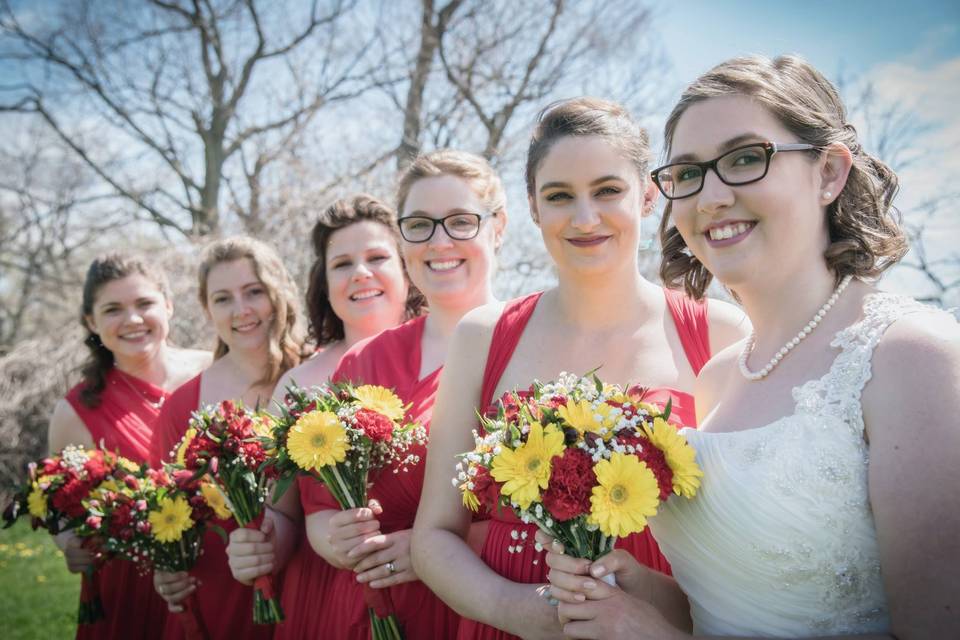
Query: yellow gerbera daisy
149,496,195,543
588,452,660,537
27,485,47,519
557,400,616,437
117,457,140,473
200,481,233,519
643,418,703,498
490,423,565,510
352,385,405,421
175,428,197,466
287,410,349,471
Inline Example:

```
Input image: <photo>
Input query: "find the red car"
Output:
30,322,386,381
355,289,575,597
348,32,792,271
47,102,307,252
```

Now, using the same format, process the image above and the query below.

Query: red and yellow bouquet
175,399,282,624
456,372,703,562
75,460,225,639
268,382,427,640
2,446,122,623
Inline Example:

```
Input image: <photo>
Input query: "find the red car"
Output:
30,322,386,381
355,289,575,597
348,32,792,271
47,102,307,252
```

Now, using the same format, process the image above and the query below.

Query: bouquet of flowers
176,400,283,624
2,446,121,624
75,460,226,640
455,372,703,564
268,382,427,640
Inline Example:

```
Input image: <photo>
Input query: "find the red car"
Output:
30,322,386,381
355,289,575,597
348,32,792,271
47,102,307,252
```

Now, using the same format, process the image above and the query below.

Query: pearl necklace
113,369,166,410
738,275,853,381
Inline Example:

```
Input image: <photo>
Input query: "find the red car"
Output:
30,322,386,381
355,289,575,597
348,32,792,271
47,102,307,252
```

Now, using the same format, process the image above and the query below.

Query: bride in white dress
539,55,960,639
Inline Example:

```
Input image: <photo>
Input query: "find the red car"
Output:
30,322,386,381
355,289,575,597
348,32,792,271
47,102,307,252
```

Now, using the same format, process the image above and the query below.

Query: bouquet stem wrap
77,565,105,624
242,518,284,624
176,592,210,640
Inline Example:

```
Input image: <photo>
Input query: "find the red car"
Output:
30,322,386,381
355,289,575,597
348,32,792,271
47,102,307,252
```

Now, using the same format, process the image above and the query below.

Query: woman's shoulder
869,296,959,384
168,347,213,385
704,297,751,347
48,398,94,452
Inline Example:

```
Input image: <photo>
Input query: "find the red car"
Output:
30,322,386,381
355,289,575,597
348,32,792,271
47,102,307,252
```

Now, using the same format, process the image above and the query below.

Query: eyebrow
328,244,392,262
669,133,766,164
210,281,261,296
405,208,473,218
538,175,626,193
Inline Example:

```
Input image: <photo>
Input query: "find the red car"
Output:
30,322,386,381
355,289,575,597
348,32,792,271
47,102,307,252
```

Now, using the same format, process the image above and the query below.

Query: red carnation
108,502,134,537
636,440,673,501
541,448,595,521
354,408,394,442
471,466,503,511
50,478,90,518
83,454,111,484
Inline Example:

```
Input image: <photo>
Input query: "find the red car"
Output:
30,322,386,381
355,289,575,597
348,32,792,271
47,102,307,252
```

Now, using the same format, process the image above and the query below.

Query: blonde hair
525,97,651,196
396,149,506,218
197,236,307,387
659,55,908,300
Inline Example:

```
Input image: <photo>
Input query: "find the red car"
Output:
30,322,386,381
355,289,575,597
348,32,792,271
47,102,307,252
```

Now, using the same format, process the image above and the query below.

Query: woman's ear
819,142,853,205
83,314,98,336
492,208,509,251
641,178,659,218
528,195,540,227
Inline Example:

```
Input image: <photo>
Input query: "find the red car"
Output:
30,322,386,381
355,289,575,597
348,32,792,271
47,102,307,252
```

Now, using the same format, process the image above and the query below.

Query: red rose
541,448,595,521
354,408,394,442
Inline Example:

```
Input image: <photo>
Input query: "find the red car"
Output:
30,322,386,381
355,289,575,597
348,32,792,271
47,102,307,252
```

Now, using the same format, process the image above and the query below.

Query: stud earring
823,191,832,199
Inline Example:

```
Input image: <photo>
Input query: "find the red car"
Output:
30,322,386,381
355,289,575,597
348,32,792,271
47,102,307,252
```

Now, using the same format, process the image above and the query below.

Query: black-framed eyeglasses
650,141,818,200
397,212,489,243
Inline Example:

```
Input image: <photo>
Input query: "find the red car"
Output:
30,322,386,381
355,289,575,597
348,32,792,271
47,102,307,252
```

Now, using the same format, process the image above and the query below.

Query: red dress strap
479,293,543,409
663,288,711,375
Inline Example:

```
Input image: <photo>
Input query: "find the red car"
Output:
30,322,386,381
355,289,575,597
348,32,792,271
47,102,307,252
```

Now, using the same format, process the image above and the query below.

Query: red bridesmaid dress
66,368,170,640
457,289,711,640
298,315,461,639
150,375,272,640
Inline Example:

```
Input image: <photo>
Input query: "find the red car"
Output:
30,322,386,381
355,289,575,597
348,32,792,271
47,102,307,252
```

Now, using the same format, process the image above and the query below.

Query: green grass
0,518,79,639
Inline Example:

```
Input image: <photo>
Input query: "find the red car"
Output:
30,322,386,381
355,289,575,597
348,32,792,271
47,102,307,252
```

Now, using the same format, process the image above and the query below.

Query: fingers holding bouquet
226,516,276,585
153,570,197,612
326,502,383,569
353,528,417,588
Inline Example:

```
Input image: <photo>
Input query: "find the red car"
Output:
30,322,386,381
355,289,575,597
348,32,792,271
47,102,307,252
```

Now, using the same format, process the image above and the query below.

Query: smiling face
85,274,172,363
532,135,656,279
324,220,408,335
203,258,275,353
667,95,831,293
400,174,504,308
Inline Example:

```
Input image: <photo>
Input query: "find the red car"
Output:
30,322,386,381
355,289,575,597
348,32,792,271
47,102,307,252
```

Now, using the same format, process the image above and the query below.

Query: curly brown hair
658,55,908,300
307,194,426,345
78,253,172,408
197,236,307,387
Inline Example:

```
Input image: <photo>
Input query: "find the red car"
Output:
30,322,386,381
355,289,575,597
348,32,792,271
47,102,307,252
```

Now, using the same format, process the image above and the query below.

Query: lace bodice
648,293,941,637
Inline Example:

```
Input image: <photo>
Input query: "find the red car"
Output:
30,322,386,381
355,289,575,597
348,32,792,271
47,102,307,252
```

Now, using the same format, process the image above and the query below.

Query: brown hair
658,55,908,299
307,194,426,345
525,97,652,197
197,236,307,387
396,149,507,219
79,253,171,408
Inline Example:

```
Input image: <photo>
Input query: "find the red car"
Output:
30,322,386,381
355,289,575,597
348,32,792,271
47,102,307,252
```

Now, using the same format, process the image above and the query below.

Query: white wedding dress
649,293,944,637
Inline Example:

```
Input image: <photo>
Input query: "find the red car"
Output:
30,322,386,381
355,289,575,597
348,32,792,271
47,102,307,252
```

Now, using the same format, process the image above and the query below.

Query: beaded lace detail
649,293,947,637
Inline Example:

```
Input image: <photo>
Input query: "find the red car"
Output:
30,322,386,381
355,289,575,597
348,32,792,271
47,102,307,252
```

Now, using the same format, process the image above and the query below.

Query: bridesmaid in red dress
411,98,750,640
300,150,508,639
48,253,210,639
224,195,419,639
149,236,307,640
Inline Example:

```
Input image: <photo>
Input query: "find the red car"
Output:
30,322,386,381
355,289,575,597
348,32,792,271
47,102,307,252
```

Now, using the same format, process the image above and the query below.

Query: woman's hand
55,531,95,574
536,530,648,603
226,516,275,585
153,570,197,613
352,528,417,588
557,584,689,640
326,500,382,570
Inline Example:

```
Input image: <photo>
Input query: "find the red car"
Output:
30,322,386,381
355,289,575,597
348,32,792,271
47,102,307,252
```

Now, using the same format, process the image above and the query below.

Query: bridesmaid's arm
705,297,751,354
411,307,564,640
48,400,97,573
